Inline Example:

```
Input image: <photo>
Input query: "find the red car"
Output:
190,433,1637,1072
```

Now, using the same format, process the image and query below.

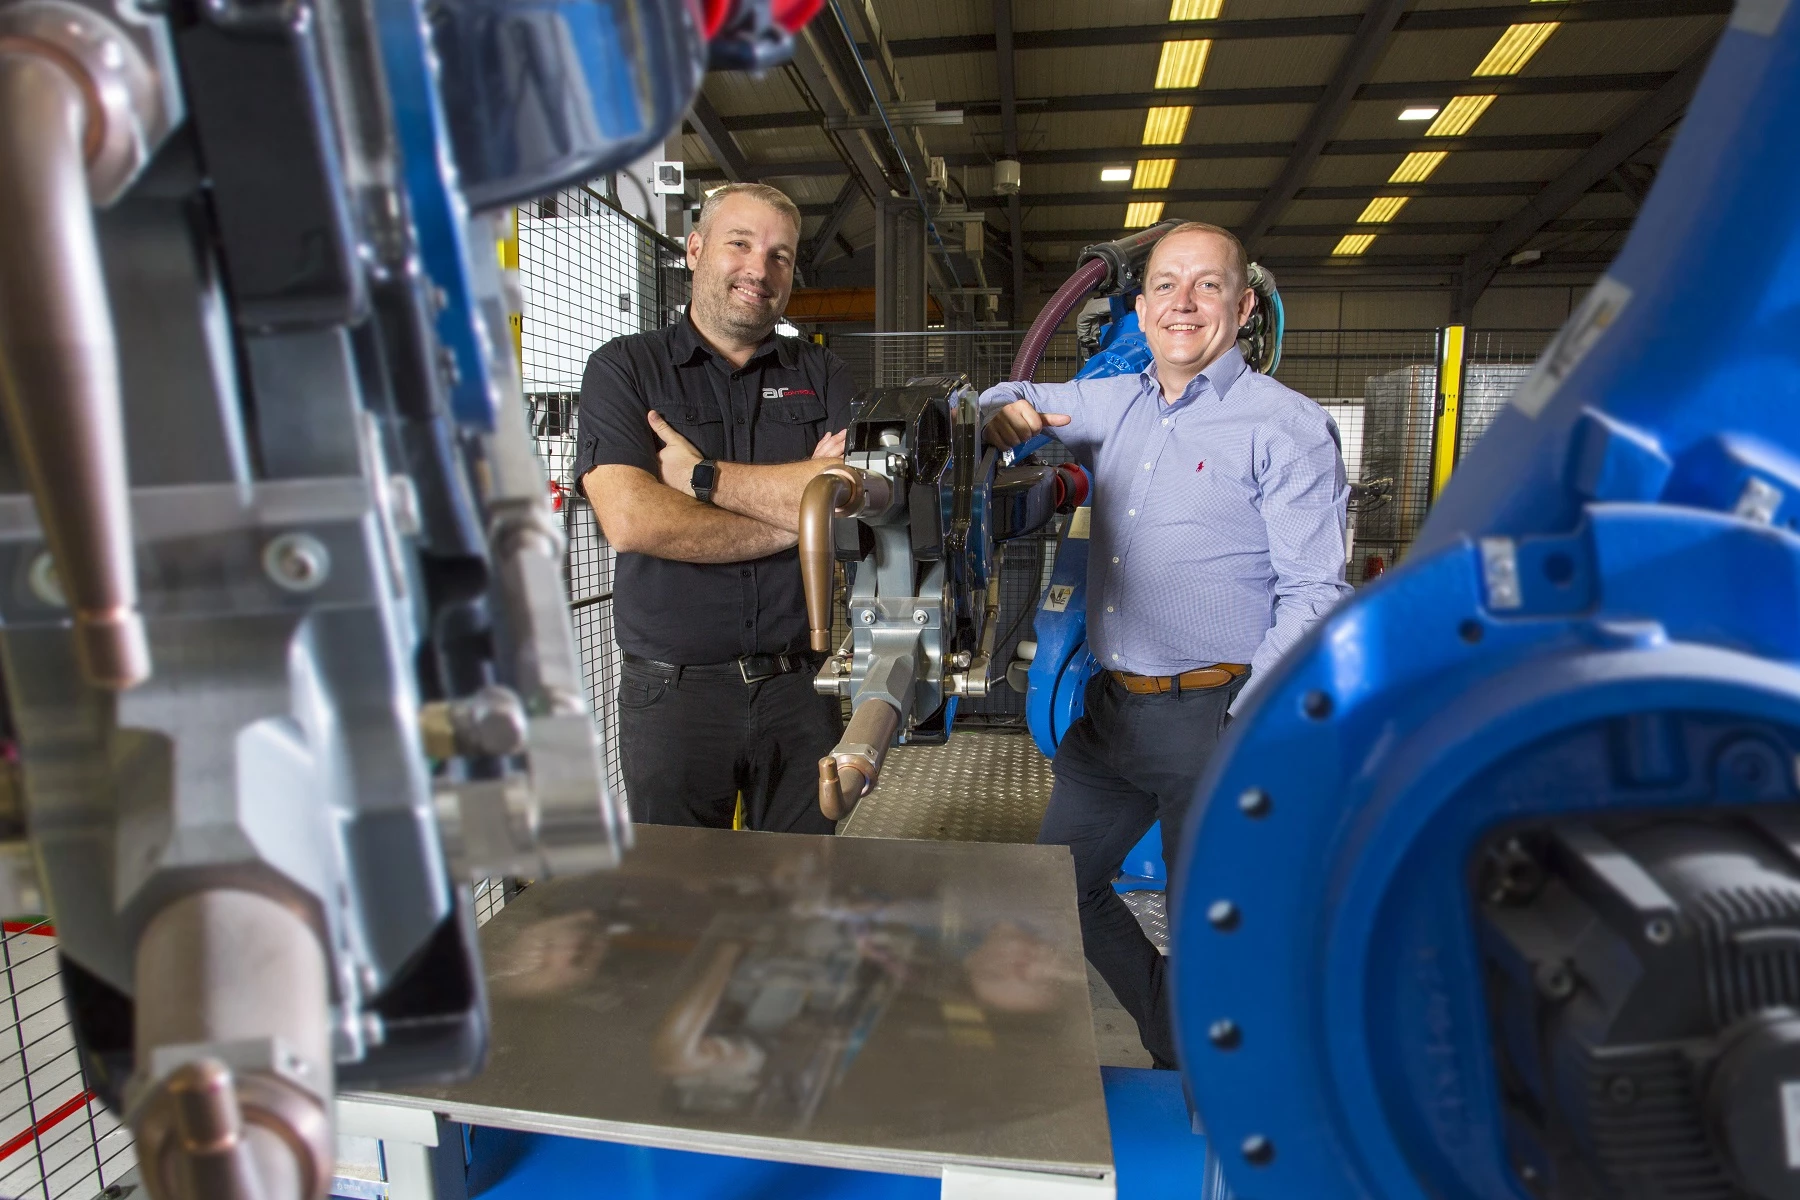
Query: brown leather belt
1108,662,1249,695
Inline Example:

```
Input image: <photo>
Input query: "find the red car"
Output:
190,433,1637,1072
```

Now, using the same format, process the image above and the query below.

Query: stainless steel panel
362,823,1112,1180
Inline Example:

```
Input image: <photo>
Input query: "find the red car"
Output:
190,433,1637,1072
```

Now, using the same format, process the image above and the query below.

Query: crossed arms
581,413,846,564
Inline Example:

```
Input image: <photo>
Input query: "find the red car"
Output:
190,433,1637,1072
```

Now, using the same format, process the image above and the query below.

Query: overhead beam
993,0,1024,327
869,0,1729,58
1456,49,1710,316
1022,217,1637,243
786,25,896,200
719,73,1678,132
1240,0,1409,252
691,132,1600,182
807,177,863,271
686,95,750,182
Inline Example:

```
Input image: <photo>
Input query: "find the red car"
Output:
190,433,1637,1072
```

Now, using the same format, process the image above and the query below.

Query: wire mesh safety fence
1459,330,1553,463
518,185,692,804
0,920,133,1200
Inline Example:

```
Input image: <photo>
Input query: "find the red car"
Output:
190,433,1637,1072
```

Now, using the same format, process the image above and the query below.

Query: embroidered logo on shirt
762,387,817,399
1196,461,1205,472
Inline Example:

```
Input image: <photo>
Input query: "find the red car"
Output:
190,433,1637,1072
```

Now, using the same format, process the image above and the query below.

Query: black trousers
617,658,842,834
1037,670,1247,1068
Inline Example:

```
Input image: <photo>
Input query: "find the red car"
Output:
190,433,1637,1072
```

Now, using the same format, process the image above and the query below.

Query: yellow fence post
1430,324,1466,502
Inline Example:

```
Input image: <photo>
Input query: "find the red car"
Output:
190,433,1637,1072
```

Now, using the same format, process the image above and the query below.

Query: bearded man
576,183,853,834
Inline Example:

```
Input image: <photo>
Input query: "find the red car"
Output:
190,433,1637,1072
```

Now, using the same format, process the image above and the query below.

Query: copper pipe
0,47,147,688
818,697,900,820
799,467,862,653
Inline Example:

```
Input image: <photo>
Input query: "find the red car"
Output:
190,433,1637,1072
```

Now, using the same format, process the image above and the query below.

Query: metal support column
875,198,927,331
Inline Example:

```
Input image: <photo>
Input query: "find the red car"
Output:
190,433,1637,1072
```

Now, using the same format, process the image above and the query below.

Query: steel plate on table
357,825,1111,1181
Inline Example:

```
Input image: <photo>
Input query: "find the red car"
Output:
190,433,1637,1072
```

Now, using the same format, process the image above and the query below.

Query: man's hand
983,398,1071,449
647,410,703,496
812,428,846,459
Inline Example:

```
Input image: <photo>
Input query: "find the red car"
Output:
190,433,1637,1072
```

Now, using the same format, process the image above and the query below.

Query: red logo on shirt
761,387,817,399
1196,461,1205,472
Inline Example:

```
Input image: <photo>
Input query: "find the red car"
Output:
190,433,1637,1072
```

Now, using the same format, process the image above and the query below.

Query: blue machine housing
1173,9,1800,1199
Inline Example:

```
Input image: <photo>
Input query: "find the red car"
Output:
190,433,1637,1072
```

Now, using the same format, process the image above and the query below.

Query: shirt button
1143,462,1152,469
743,620,754,628
741,568,752,577
1112,653,1120,661
1112,556,1120,564
1128,509,1136,516
1162,419,1169,426
1106,606,1115,613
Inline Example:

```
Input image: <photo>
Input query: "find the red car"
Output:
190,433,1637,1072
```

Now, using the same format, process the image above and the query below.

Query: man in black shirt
575,183,855,834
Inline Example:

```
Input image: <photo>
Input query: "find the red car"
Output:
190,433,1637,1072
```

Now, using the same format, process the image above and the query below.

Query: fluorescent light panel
1125,201,1167,228
1398,106,1440,121
1333,233,1377,256
1388,150,1447,184
1425,94,1496,137
1142,106,1192,145
1474,22,1559,76
1155,39,1211,89
1133,159,1176,189
1356,195,1410,224
1100,167,1132,182
1169,0,1223,18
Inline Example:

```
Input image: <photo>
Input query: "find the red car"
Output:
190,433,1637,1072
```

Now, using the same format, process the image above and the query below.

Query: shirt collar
1139,344,1249,406
671,312,795,370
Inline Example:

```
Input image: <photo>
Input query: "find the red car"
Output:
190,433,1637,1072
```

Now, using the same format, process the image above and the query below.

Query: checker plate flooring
839,729,1054,844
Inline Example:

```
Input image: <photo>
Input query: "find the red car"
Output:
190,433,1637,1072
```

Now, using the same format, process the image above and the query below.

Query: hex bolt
912,608,930,625
859,609,877,625
1238,787,1272,819
263,533,331,592
27,551,65,608
1241,1135,1275,1166
1208,1019,1241,1050
1302,689,1334,719
1644,917,1674,945
1534,960,1576,1002
1207,900,1240,931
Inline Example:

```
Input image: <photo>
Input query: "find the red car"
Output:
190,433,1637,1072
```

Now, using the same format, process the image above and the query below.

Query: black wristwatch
691,459,718,504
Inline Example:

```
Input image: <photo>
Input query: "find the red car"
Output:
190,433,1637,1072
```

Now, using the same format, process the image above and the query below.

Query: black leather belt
623,651,818,685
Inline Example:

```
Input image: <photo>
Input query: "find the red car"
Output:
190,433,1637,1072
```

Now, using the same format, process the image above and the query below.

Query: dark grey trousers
617,658,842,834
1038,670,1247,1068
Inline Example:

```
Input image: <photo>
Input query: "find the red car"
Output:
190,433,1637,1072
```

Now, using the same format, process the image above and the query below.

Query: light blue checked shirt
982,346,1352,698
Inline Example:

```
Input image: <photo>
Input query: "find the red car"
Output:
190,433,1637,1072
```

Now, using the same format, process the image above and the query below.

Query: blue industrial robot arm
1178,10,1800,1200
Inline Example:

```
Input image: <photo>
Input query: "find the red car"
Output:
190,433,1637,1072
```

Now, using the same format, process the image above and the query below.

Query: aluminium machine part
799,376,1085,819
0,0,675,1189
1175,10,1800,1200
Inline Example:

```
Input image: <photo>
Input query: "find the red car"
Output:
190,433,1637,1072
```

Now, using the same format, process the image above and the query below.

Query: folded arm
647,410,844,532
582,464,796,563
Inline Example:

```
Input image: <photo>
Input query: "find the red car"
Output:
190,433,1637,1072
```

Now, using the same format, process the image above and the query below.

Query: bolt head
859,609,876,624
1644,916,1674,945
1208,1019,1241,1050
263,533,331,592
1238,788,1272,819
1207,900,1240,931
1241,1135,1274,1166
912,608,930,624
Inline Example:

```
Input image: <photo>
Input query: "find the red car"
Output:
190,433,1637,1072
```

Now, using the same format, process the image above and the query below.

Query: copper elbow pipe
0,49,147,688
799,467,862,653
818,698,901,821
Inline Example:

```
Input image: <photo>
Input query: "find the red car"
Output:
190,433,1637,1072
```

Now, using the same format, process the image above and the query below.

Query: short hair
696,182,803,241
1144,221,1250,290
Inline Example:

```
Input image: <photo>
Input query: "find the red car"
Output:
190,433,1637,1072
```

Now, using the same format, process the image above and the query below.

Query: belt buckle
738,656,776,685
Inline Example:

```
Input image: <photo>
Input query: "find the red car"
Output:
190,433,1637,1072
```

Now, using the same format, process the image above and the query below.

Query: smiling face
1134,229,1257,388
686,192,799,348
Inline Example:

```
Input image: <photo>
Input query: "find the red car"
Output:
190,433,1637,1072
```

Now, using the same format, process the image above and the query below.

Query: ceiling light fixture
1125,201,1167,228
1388,151,1447,184
1475,22,1559,76
1356,195,1410,224
1142,106,1192,145
1333,233,1376,256
1133,159,1176,189
1425,94,1496,137
1398,106,1440,121
1169,0,1223,18
1100,167,1132,182
1155,40,1211,90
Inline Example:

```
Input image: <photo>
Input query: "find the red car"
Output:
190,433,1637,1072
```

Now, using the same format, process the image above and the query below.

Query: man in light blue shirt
982,222,1351,1068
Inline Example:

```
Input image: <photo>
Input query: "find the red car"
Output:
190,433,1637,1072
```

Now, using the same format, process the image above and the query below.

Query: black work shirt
573,316,855,664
